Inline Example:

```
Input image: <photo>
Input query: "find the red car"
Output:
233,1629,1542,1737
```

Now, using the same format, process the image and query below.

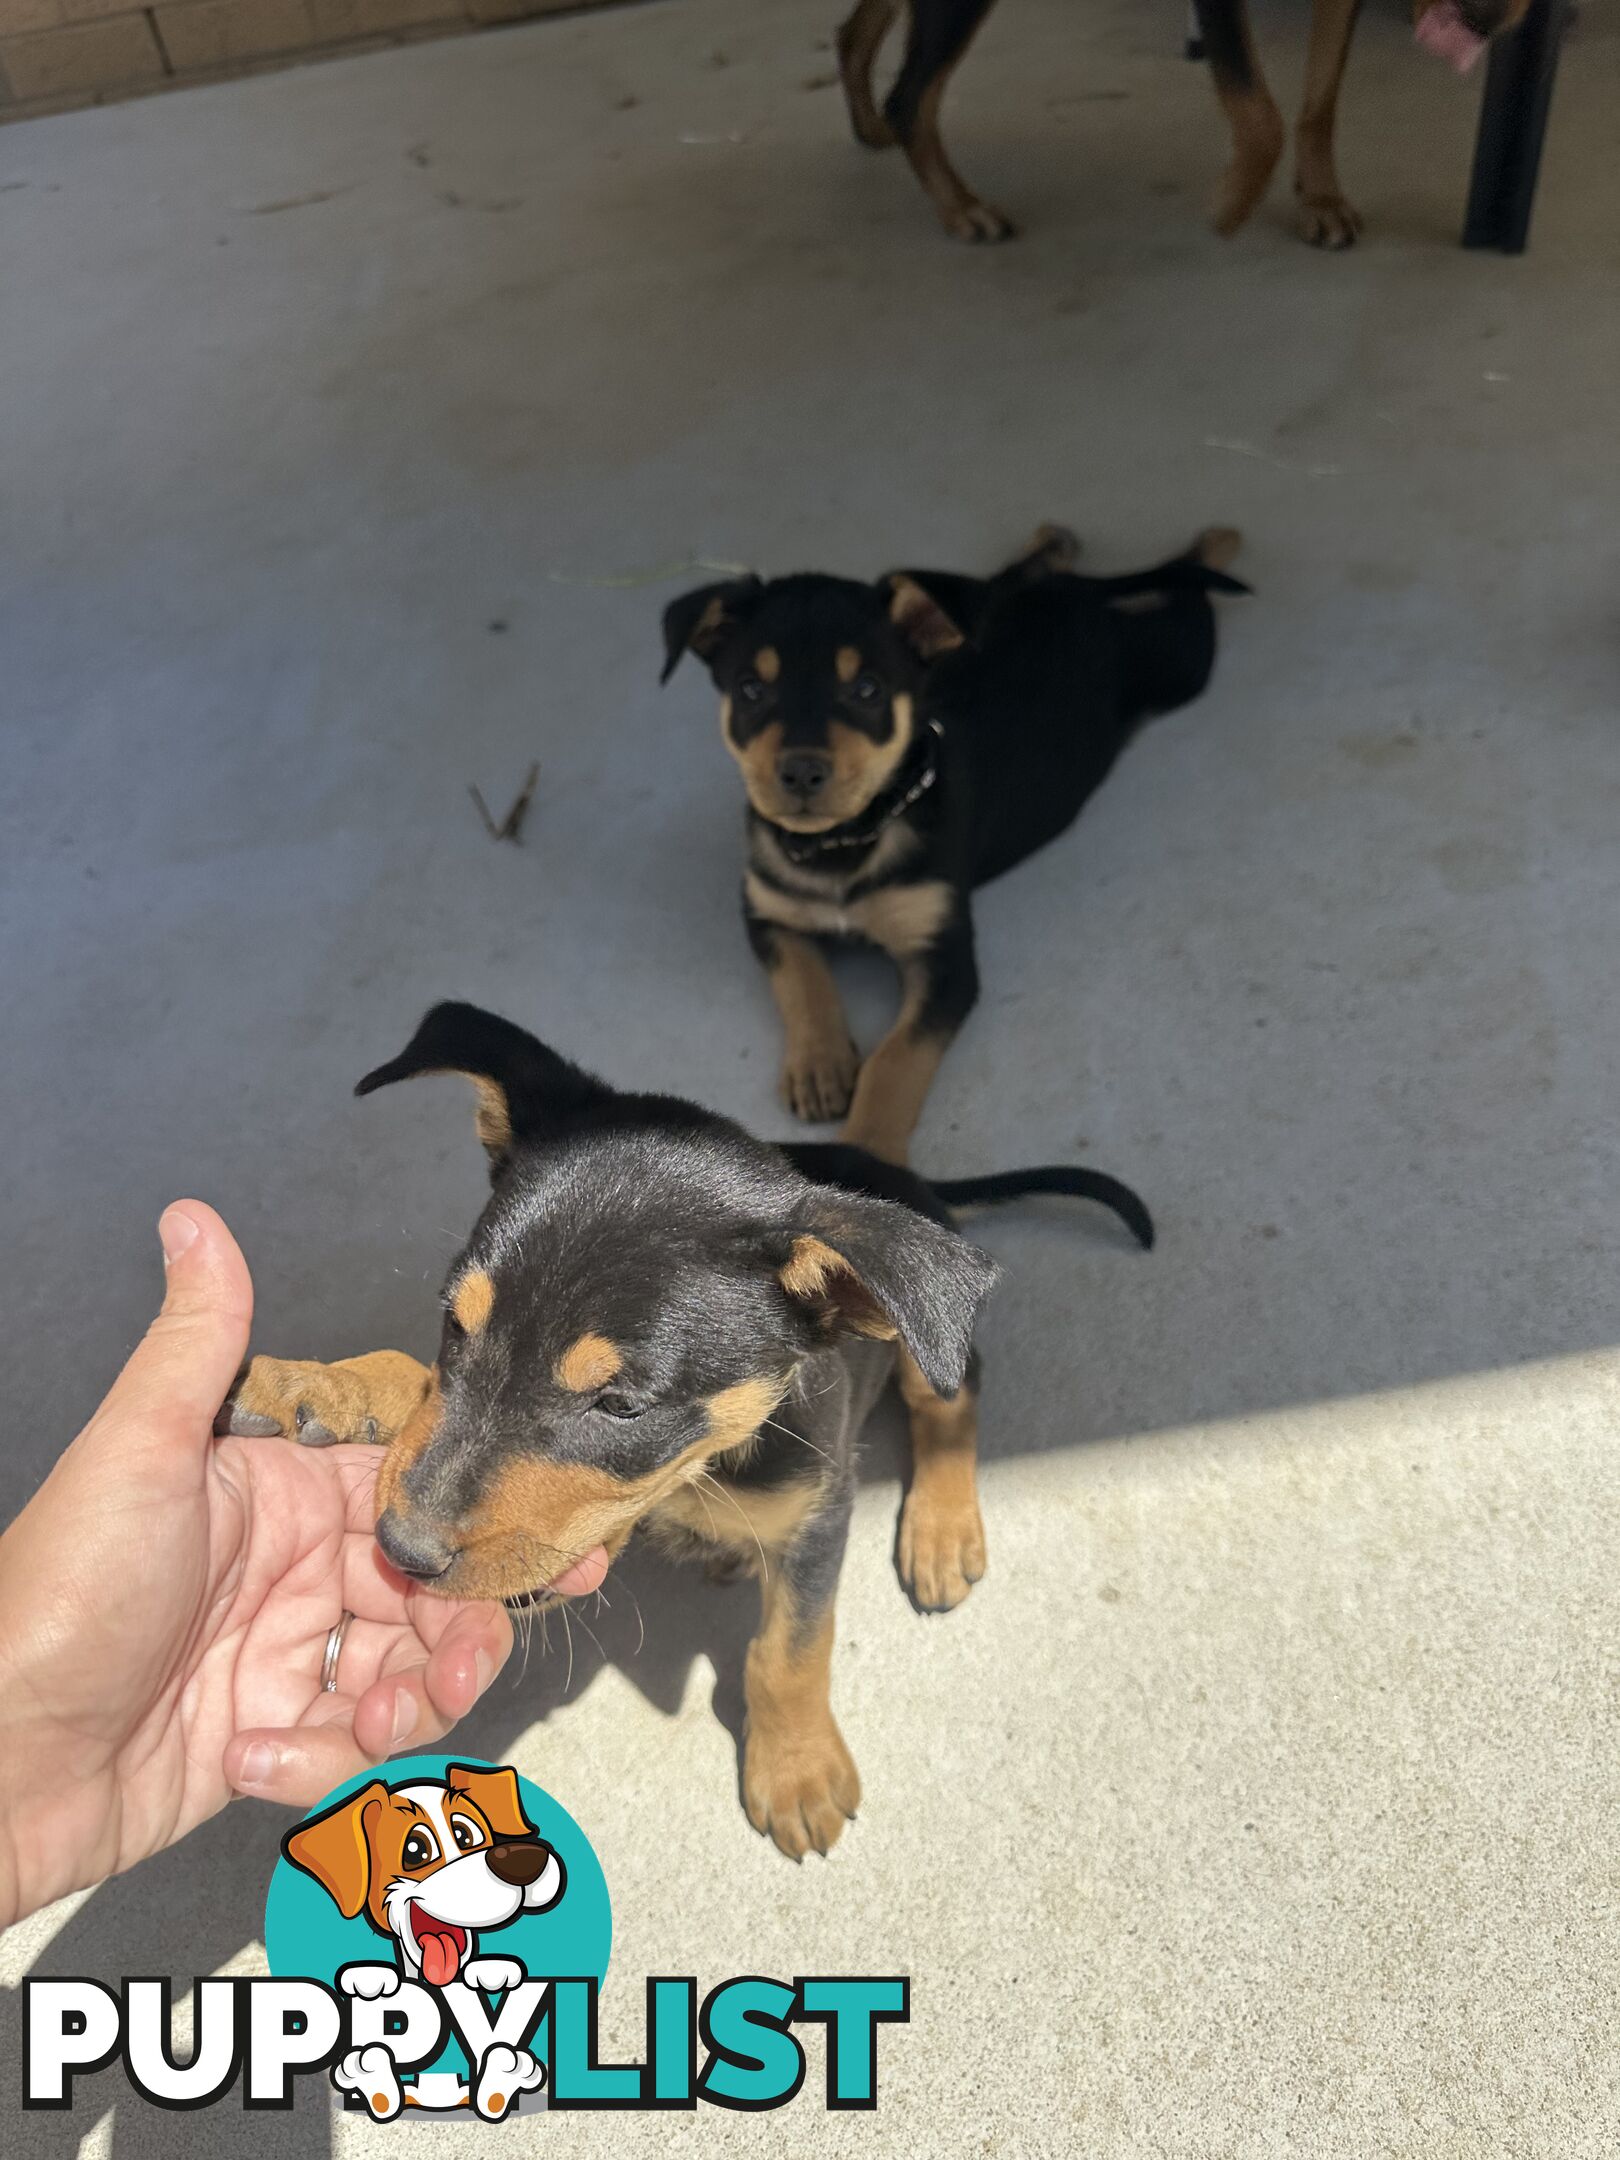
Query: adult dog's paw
333,2044,402,2120
743,1718,862,1860
781,1035,861,1123
942,197,1016,244
898,1485,987,1611
1295,190,1362,250
216,1356,380,1447
473,2043,545,2121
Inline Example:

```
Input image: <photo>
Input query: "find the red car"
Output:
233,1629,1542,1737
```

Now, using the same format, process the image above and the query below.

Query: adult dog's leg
841,914,978,1166
883,0,1013,242
838,0,902,148
1194,0,1285,235
748,911,861,1124
1294,0,1364,248
896,1345,985,1611
742,1486,861,1858
218,1351,432,1447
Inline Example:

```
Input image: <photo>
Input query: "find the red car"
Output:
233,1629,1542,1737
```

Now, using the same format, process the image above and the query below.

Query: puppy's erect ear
776,1196,997,1397
660,577,764,684
282,1782,386,1920
356,1003,615,1174
885,574,966,662
446,1763,536,1842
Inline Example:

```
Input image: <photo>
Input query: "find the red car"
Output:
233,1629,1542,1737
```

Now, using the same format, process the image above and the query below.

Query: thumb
89,1201,254,1450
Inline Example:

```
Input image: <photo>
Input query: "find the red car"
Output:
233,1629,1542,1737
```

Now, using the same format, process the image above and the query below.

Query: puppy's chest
747,827,951,956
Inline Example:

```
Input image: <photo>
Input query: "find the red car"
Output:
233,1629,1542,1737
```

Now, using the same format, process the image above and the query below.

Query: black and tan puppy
222,1001,1152,1858
662,525,1246,1166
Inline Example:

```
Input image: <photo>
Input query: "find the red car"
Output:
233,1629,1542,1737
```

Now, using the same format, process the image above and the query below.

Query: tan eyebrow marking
835,646,862,683
555,1333,623,1392
754,646,781,682
452,1269,495,1334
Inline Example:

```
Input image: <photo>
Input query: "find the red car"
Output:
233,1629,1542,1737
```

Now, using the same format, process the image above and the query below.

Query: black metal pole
1462,0,1572,253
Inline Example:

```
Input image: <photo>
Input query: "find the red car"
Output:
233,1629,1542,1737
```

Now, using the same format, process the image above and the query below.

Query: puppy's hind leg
838,0,902,148
896,1345,986,1611
883,0,1014,242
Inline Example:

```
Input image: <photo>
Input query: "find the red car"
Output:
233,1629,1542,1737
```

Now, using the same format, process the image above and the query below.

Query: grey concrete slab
2,0,1618,2152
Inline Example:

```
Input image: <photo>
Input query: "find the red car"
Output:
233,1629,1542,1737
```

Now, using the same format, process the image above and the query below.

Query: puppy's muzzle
487,1840,553,1888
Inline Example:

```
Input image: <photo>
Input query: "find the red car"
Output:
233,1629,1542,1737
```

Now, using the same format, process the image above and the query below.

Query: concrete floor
4,0,1619,2150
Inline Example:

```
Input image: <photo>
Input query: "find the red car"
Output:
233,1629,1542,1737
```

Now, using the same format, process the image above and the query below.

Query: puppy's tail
1097,527,1250,720
929,1166,1154,1251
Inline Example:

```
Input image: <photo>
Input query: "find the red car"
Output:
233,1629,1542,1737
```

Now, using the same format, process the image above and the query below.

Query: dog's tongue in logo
411,1908,468,1986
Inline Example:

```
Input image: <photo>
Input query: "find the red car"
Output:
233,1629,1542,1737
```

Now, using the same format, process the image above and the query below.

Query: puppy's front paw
462,1956,523,1994
781,1035,861,1123
338,1963,401,2000
898,1486,986,1611
217,1356,378,1448
1295,190,1362,249
743,1719,861,1860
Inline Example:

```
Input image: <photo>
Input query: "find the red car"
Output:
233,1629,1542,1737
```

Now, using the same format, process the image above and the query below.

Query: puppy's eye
851,672,883,704
595,1392,645,1422
449,1816,484,1853
736,674,766,705
402,1829,439,1870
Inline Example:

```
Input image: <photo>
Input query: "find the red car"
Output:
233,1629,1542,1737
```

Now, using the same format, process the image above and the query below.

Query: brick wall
0,0,598,122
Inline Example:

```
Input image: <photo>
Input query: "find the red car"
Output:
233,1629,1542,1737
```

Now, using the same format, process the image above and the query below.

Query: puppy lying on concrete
662,524,1246,1165
222,1001,1153,1857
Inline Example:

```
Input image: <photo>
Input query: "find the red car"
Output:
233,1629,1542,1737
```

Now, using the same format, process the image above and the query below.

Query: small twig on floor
469,763,541,845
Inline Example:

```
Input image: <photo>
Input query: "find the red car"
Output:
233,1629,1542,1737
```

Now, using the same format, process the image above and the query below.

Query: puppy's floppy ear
446,1763,536,1842
884,574,966,661
775,1195,997,1397
356,1002,615,1174
282,1782,386,1920
660,576,764,684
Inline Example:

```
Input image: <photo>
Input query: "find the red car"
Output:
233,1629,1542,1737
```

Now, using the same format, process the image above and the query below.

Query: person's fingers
225,1718,383,1807
421,1601,513,1724
90,1201,254,1454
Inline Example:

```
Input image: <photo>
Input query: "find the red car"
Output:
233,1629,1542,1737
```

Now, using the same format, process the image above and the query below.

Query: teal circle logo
264,1755,610,2114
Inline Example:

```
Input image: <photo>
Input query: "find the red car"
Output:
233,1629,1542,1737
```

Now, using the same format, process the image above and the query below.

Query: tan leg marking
905,75,1015,244
895,1346,985,1611
766,929,862,1124
837,0,900,146
1293,0,1364,248
225,1350,432,1447
743,1591,860,1859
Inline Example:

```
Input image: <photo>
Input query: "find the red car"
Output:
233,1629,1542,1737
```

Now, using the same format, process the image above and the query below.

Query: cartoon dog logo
283,1762,565,2119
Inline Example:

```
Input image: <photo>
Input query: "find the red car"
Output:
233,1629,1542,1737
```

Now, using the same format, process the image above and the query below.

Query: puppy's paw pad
474,2043,545,2121
898,1491,987,1611
744,1723,862,1860
1296,193,1362,249
781,1040,860,1123
944,199,1016,243
335,2044,402,2120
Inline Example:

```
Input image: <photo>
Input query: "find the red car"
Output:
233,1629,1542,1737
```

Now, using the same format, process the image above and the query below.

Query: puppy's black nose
778,750,831,801
487,1840,551,1888
375,1509,454,1582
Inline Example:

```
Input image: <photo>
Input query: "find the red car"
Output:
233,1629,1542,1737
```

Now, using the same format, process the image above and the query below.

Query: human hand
0,1202,513,1930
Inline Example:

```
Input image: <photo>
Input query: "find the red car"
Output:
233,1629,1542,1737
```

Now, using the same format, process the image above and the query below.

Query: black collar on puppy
770,719,944,868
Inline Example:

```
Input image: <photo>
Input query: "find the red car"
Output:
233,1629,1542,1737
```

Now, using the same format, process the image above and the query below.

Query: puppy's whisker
696,1468,771,1587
